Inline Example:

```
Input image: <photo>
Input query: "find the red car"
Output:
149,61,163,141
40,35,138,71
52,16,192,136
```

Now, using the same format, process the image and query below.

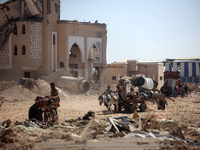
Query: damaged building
106,60,164,90
0,0,107,85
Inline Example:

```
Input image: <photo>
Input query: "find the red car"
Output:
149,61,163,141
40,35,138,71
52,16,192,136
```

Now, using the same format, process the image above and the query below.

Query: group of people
28,82,59,122
101,79,124,101
161,80,189,97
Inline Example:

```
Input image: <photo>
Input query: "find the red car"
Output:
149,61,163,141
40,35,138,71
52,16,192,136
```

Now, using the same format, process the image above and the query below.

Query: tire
130,103,137,113
140,102,147,112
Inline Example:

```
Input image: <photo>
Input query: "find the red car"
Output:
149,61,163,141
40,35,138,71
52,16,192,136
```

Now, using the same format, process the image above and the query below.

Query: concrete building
106,60,164,89
164,57,200,83
0,0,107,85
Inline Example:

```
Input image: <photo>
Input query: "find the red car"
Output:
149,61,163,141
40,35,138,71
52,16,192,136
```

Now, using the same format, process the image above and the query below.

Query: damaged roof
0,0,16,5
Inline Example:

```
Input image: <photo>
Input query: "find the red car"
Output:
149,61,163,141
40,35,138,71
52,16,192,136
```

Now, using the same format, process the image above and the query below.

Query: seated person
101,84,114,102
29,101,43,122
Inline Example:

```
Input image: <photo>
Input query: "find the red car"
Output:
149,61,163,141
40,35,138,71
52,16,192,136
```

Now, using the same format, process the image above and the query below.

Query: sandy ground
0,80,200,149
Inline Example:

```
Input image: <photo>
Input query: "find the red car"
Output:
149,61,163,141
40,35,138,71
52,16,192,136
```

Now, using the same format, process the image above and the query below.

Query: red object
164,71,180,80
116,85,121,95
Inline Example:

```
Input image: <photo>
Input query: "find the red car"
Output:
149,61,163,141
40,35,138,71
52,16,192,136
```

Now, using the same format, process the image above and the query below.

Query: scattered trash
14,120,23,126
123,131,188,143
106,116,139,134
132,110,139,119
194,128,200,136
1,119,11,128
82,111,95,120
152,114,166,120
185,118,200,125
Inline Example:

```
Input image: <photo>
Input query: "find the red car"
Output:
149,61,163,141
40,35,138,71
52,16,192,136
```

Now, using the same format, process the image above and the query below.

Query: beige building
106,60,164,89
0,0,107,85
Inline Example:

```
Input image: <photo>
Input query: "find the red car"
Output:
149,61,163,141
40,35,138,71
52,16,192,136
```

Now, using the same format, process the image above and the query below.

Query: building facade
106,60,164,89
0,0,107,85
164,57,200,83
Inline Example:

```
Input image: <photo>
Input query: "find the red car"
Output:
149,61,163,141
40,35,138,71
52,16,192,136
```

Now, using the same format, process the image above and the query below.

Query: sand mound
0,81,16,91
186,82,200,93
0,78,68,101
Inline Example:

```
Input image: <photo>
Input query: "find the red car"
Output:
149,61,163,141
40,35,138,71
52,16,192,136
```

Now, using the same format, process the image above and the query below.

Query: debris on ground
1,79,200,149
82,111,95,120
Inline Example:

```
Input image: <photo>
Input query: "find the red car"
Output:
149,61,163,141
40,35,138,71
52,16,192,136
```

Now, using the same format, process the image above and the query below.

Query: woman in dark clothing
29,102,43,122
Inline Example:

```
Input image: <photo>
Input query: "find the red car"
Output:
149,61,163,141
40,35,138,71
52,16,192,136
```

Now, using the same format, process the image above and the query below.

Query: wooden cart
117,96,148,113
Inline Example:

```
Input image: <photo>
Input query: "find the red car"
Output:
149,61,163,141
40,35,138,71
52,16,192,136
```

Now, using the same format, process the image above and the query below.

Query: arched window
14,26,17,35
22,45,26,55
14,46,17,56
53,34,56,45
22,24,25,34
60,62,64,68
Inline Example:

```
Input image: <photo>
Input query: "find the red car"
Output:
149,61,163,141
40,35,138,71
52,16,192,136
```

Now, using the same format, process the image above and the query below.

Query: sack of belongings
35,96,60,108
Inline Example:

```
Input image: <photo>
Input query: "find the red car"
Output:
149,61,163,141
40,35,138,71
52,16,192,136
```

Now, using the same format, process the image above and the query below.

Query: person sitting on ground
29,101,43,122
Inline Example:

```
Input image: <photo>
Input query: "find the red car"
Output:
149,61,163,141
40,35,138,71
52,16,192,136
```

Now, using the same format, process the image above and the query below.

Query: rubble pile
86,80,101,95
187,82,200,94
1,111,200,149
0,81,16,92
0,78,68,101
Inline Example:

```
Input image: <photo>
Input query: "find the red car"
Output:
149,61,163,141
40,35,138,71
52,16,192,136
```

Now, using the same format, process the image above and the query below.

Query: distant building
163,57,200,83
0,0,107,85
106,60,164,89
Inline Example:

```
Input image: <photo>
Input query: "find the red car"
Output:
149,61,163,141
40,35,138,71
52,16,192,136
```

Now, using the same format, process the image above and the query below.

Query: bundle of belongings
35,96,60,111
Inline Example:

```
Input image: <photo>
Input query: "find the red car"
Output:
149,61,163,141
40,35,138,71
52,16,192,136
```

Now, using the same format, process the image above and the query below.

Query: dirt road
0,82,200,149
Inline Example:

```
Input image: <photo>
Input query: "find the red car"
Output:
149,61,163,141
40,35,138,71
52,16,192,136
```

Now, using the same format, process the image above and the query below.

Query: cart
35,96,60,125
118,96,147,113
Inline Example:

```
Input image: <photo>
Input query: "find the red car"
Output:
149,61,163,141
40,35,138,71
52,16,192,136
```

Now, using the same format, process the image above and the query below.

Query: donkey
98,93,119,113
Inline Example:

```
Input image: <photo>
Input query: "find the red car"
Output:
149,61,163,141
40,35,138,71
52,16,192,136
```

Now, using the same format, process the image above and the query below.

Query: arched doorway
69,43,82,77
88,44,101,82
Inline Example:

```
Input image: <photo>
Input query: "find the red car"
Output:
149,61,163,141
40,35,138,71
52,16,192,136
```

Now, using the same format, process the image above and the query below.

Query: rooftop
58,20,106,28
165,57,200,62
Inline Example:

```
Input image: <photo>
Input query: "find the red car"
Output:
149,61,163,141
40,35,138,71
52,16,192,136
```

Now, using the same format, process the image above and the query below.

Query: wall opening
14,46,17,56
22,24,25,34
60,62,64,68
69,43,82,77
24,72,30,78
53,34,56,45
22,45,26,55
52,32,57,72
14,26,17,35
88,44,101,82
112,76,116,80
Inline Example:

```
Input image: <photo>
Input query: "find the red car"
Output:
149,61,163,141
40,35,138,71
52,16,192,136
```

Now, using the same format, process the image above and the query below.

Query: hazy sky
60,0,200,63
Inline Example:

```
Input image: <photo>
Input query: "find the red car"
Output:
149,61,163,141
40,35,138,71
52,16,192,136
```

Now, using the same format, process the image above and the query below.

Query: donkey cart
118,97,147,113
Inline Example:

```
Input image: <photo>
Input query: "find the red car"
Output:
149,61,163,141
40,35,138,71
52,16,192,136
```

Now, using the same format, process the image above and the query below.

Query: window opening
22,24,25,34
14,46,17,55
22,45,26,55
